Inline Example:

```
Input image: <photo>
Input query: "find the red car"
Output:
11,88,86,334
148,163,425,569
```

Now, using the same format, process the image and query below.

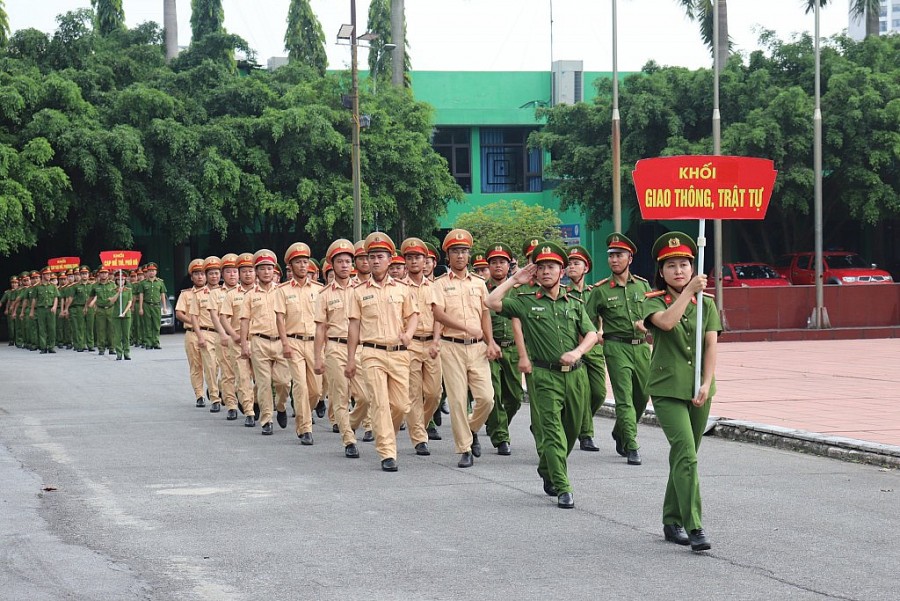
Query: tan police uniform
347,233,419,465
218,253,256,417
177,259,206,404
189,257,223,410
433,229,495,460
214,254,240,416
241,250,290,430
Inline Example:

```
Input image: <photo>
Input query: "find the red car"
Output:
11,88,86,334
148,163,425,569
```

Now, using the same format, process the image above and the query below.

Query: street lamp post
372,43,397,95
611,0,621,234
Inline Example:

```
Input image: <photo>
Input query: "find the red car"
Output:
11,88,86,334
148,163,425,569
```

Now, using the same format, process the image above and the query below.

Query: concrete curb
594,400,900,470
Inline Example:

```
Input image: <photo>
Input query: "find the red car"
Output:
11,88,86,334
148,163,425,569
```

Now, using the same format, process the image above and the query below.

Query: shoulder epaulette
434,273,448,281
277,281,290,288
180,288,193,294
470,272,485,280
392,279,408,286
645,290,666,298
516,289,537,297
702,291,715,299
311,280,324,287
632,274,649,282
594,277,610,287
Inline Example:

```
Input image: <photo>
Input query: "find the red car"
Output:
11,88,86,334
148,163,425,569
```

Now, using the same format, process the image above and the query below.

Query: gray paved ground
1,334,898,601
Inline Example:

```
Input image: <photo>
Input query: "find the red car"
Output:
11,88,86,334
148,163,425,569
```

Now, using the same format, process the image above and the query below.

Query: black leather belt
253,333,279,341
328,337,348,344
198,326,216,332
441,336,483,345
603,334,646,345
362,342,407,351
287,334,314,341
412,335,434,342
532,359,583,373
496,339,515,348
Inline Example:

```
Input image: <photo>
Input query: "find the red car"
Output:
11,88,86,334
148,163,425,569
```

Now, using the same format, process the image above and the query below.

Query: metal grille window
433,128,471,193
480,127,542,193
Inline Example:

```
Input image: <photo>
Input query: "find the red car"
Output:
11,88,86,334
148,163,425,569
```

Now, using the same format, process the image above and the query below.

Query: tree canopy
285,0,327,76
531,32,900,260
454,200,563,258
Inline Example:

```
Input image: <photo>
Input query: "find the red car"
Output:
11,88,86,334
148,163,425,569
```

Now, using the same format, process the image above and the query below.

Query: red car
710,262,791,288
774,252,893,285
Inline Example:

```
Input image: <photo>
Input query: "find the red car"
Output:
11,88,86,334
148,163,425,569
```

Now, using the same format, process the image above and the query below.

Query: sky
6,1,852,72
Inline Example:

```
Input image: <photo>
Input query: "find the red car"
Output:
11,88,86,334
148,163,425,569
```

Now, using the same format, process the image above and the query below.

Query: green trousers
606,341,651,451
94,306,114,351
111,314,132,358
144,304,161,347
6,314,15,344
35,307,56,350
485,345,523,447
653,395,711,531
578,346,607,439
532,366,588,494
86,307,96,348
70,306,86,350
15,316,25,346
26,313,37,348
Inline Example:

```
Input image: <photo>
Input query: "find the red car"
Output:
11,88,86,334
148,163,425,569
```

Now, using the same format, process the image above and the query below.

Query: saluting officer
240,250,291,434
175,259,207,406
642,232,720,552
431,229,497,468
345,232,419,472
585,233,652,465
563,245,608,454
275,242,323,444
400,237,442,456
313,239,371,458
485,242,598,509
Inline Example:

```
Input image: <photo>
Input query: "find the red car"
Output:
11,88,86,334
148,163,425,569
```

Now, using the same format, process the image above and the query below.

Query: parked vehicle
774,252,893,285
711,262,790,288
161,294,176,333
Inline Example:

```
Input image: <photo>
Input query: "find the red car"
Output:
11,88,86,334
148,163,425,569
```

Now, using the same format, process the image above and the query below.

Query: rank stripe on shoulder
645,290,666,298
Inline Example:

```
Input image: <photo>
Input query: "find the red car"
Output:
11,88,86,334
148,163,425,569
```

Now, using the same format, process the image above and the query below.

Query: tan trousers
360,346,411,460
283,337,313,435
198,334,221,404
231,343,255,415
407,338,443,445
325,341,370,446
184,330,204,399
440,341,495,453
250,336,290,427
218,339,237,410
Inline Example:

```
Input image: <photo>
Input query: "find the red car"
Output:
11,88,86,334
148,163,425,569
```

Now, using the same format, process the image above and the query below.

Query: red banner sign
100,250,142,270
48,256,80,272
632,155,777,220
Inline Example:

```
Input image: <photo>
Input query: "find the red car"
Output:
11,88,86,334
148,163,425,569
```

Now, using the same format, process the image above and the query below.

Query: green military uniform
69,270,91,351
24,274,39,350
91,275,117,355
34,273,59,353
642,232,722,541
141,266,167,349
14,274,29,347
131,273,143,346
85,275,97,350
56,276,69,348
584,233,652,457
483,243,524,450
500,242,596,497
109,280,133,360
2,280,15,345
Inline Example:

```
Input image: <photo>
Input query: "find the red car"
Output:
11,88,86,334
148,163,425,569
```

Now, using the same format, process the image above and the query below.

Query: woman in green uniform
642,232,720,552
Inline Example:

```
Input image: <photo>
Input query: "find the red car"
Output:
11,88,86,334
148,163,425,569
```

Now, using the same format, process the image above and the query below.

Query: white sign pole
694,219,706,398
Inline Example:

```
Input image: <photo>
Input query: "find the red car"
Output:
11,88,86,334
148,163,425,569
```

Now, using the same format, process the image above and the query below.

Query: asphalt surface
1,334,897,601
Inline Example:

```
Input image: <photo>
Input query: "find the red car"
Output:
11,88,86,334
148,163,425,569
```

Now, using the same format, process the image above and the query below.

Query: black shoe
299,432,314,445
332,424,339,433
276,410,287,429
261,422,273,435
77,348,85,352
689,528,711,551
196,397,206,408
116,354,122,360
362,430,374,442
253,403,261,421
345,443,359,458
663,524,690,546
426,427,442,440
415,442,430,456
612,431,627,457
432,410,442,427
542,477,558,497
497,441,511,456
557,492,575,509
399,421,406,431
226,409,238,420
440,400,450,414
315,399,326,418
627,450,642,465
471,432,482,457
209,402,221,413
40,349,47,354
579,437,600,452
124,355,131,360
244,415,255,427
457,452,473,468
48,348,56,354
381,458,398,472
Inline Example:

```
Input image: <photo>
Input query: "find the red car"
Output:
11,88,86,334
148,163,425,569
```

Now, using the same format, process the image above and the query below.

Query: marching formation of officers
0,263,169,360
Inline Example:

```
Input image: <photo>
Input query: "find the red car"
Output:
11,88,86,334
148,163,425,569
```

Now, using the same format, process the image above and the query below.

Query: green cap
530,241,568,267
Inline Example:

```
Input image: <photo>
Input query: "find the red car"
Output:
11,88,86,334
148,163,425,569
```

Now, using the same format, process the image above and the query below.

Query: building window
432,128,471,193
480,127,543,193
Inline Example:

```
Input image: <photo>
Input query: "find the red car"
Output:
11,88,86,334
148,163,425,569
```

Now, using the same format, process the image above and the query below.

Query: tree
676,0,729,72
91,0,125,36
367,0,410,86
284,0,326,76
809,1,881,39
190,0,223,42
454,200,564,257
0,0,9,48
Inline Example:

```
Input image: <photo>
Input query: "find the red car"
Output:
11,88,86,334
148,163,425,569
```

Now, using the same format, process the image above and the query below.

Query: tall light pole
812,1,828,328
391,0,405,87
611,0,622,233
712,0,724,317
163,0,178,62
372,43,396,95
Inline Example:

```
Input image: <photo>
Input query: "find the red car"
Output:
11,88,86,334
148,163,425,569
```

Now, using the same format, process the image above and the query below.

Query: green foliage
284,0,327,77
190,0,224,41
366,0,411,88
91,0,125,36
0,0,9,48
454,200,563,258
532,32,900,259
